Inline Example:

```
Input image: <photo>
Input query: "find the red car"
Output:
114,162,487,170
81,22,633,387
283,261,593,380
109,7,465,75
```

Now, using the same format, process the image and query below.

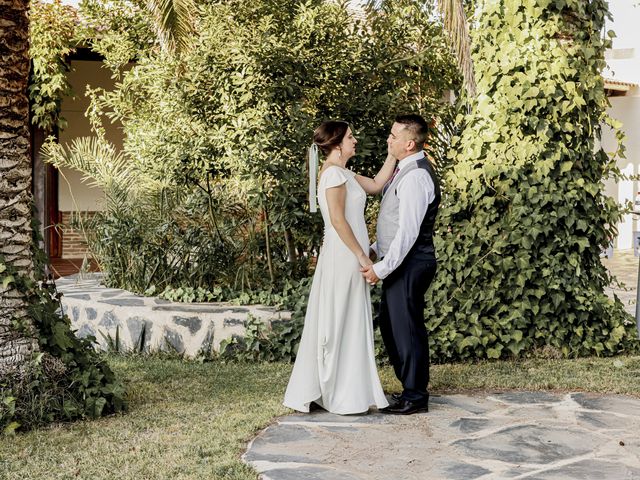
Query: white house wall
603,1,640,250
602,96,640,250
58,59,125,212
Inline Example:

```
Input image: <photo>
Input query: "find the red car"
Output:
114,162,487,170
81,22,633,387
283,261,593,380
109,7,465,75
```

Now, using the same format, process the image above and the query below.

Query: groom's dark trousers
379,249,436,403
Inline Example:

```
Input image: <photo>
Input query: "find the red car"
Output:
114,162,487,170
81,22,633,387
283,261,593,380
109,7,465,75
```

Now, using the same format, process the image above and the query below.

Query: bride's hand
358,252,373,268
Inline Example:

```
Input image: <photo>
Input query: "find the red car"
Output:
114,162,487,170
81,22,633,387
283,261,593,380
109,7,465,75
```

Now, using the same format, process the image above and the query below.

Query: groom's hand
361,265,380,286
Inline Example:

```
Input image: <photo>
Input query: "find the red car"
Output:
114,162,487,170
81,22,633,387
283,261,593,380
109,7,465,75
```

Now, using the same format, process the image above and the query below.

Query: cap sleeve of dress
321,166,354,189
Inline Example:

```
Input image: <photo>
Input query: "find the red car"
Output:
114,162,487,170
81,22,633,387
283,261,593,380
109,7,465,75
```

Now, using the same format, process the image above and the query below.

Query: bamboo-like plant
41,135,248,294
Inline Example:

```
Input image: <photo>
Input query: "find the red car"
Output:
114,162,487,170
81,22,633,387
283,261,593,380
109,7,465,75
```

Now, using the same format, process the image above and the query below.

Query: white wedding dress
283,165,389,414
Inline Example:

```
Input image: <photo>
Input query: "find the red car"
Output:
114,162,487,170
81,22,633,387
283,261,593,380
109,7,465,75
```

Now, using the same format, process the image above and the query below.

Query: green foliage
51,0,458,294
28,0,77,131
35,0,636,366
100,325,123,353
0,222,126,434
219,0,640,364
152,285,223,303
42,138,239,293
219,279,312,362
147,282,310,305
213,278,394,365
28,0,160,131
426,0,640,361
85,196,237,293
78,0,157,70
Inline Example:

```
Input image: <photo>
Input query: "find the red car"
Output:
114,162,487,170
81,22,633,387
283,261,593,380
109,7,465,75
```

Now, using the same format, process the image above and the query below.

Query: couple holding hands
284,114,440,416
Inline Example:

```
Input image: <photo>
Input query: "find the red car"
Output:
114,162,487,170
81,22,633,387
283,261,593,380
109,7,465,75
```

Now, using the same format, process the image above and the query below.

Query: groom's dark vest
376,157,441,260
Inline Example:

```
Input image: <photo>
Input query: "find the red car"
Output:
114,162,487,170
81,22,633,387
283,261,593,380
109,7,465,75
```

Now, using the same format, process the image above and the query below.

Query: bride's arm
355,153,396,195
326,185,373,268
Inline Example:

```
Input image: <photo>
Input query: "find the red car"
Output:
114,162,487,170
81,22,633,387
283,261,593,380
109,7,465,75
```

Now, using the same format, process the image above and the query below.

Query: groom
361,114,440,415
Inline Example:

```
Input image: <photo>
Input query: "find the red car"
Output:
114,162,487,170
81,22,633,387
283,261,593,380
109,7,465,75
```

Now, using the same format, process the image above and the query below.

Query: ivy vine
425,0,639,360
0,219,126,434
28,0,78,132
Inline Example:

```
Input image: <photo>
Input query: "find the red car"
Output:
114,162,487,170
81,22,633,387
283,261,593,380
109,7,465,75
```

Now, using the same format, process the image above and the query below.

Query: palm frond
42,135,187,213
41,136,138,193
438,0,476,97
145,0,196,54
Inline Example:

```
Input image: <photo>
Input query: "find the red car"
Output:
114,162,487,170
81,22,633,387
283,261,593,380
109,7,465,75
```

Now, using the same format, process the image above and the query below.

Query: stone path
244,251,640,480
244,392,640,480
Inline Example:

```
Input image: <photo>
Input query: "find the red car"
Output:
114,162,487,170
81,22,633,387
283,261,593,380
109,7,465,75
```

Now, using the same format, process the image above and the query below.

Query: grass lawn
2,355,640,479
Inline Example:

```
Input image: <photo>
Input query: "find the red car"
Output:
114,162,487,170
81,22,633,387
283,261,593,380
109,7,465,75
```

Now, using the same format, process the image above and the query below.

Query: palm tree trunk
0,0,39,375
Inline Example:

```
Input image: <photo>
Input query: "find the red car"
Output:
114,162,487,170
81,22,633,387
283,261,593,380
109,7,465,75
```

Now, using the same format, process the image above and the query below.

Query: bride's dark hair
313,121,350,156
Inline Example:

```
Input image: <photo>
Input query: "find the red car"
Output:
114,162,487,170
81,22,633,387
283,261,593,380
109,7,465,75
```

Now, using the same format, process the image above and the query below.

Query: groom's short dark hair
395,114,431,150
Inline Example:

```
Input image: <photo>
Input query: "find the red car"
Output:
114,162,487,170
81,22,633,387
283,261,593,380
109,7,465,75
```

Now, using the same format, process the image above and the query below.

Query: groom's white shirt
371,151,435,280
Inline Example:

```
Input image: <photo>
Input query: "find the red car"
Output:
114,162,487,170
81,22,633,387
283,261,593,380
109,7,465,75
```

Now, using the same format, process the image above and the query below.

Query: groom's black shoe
382,397,429,415
379,394,401,412
380,393,403,411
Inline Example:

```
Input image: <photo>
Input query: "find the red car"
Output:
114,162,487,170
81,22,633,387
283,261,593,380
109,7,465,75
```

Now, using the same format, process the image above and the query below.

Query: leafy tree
28,0,77,132
61,0,459,292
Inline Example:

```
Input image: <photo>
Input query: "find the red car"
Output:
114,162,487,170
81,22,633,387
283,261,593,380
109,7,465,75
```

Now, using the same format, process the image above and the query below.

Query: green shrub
28,0,76,132
426,0,639,360
218,278,312,363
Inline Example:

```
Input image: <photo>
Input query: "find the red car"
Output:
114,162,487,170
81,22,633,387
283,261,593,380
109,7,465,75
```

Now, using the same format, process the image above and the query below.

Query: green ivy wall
427,0,639,361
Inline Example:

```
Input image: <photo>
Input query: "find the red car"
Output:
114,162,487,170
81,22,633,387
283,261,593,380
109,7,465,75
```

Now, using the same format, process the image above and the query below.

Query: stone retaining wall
56,274,291,357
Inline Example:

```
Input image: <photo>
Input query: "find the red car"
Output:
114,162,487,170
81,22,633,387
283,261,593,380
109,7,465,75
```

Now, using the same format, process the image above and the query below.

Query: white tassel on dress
308,143,319,213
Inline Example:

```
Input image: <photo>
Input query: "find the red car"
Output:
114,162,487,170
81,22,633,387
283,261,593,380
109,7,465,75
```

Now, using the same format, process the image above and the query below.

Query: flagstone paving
244,250,640,479
244,392,640,480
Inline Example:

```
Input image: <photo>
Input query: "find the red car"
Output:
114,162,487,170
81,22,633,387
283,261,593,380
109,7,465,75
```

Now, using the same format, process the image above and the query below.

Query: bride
283,120,396,414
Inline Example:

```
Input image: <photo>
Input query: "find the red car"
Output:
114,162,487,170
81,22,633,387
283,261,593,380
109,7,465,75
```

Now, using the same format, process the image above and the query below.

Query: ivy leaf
3,422,20,436
486,347,502,359
2,275,15,289
52,322,74,351
560,161,573,173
